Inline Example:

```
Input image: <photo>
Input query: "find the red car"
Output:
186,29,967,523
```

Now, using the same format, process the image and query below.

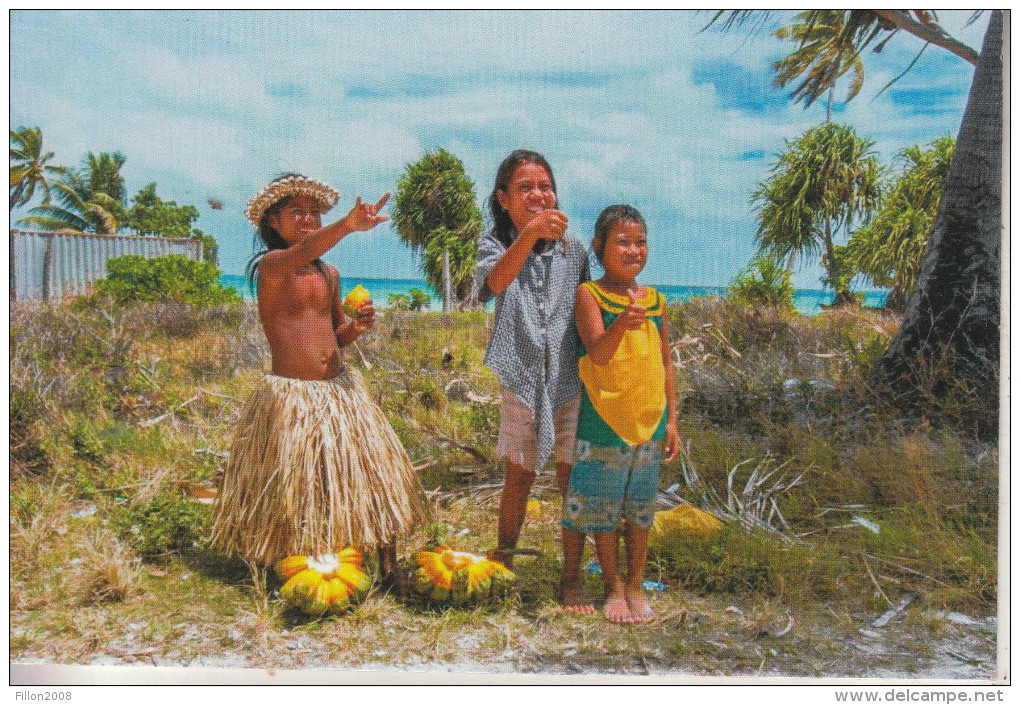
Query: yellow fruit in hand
342,285,371,317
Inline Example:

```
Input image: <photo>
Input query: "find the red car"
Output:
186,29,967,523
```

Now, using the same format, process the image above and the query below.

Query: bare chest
259,266,335,319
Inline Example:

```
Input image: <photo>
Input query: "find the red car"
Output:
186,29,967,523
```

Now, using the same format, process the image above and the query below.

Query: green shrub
93,254,240,307
109,490,210,558
408,288,432,311
728,255,794,310
388,293,411,310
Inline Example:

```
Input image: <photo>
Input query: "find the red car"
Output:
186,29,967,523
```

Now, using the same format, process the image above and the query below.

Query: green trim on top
580,281,665,317
576,282,668,447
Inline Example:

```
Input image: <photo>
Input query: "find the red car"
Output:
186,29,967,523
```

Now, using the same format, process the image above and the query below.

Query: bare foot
603,586,633,623
560,575,595,615
489,548,514,571
625,584,655,623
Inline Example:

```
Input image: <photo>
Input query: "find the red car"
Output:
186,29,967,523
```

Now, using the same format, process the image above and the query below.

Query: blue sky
9,10,989,288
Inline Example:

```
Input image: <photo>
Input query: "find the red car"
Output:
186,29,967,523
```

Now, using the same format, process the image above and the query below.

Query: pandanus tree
846,137,955,312
393,149,484,307
10,126,66,211
752,122,881,306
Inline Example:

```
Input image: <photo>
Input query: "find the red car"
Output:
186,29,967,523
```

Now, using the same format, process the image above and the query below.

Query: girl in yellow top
564,204,681,623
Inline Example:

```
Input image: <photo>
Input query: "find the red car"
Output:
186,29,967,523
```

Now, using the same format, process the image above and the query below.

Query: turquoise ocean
220,274,887,316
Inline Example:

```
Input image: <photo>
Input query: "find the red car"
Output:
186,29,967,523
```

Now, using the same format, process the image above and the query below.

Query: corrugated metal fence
9,230,204,301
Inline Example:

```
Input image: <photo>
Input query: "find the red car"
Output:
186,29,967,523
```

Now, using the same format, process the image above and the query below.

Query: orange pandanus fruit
276,548,371,616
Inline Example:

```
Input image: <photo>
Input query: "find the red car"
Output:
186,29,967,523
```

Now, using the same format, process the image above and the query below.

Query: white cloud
10,10,988,285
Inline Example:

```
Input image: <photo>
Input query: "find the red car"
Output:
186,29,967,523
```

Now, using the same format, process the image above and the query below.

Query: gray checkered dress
474,229,591,471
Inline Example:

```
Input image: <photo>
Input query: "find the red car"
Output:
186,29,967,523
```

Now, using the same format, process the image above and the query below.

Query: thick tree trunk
875,11,1002,426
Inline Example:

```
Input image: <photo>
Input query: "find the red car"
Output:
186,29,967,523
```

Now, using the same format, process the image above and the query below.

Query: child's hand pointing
346,193,390,232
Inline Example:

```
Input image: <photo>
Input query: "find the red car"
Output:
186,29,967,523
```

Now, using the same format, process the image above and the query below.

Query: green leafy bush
109,490,210,557
93,254,240,307
727,255,794,309
408,288,432,311
387,293,411,310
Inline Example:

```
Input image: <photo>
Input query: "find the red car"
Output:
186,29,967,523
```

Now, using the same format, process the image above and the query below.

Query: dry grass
8,297,1000,678
71,531,143,604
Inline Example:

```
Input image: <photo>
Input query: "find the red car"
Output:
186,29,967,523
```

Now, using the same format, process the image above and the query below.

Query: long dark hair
487,150,558,254
245,173,332,296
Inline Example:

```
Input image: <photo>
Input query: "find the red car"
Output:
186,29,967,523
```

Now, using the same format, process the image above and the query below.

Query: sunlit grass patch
9,297,999,675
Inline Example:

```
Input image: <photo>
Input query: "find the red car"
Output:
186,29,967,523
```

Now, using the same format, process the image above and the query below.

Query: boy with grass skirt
210,174,428,580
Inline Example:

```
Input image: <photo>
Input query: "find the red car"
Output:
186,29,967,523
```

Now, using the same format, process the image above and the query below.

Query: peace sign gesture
345,192,391,232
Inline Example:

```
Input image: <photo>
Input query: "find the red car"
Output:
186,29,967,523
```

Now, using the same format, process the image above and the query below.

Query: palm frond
873,44,929,101
701,10,777,35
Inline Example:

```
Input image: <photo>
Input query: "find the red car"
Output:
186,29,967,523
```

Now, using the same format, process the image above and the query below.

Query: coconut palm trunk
875,11,1002,426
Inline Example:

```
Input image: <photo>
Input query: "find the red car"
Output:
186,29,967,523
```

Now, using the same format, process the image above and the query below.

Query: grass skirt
210,367,429,565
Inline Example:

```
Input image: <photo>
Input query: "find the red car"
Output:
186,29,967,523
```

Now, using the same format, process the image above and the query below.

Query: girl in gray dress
474,150,593,612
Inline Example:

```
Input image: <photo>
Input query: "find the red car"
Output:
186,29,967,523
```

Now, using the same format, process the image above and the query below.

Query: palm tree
846,138,955,311
17,151,128,234
707,10,1000,423
772,10,865,122
78,151,127,204
17,182,124,234
753,122,881,306
10,126,66,211
875,12,1001,417
708,11,979,73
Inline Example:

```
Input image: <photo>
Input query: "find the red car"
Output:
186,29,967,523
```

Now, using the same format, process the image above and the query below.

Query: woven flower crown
245,175,340,228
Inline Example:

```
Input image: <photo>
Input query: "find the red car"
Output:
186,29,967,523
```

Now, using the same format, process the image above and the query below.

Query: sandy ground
10,609,1001,684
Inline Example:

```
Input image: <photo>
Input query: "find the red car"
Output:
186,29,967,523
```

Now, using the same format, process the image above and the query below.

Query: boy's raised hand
346,193,390,232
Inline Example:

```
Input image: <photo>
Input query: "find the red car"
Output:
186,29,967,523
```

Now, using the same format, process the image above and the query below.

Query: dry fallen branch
869,593,917,629
863,559,894,608
139,395,199,427
674,442,803,541
422,427,490,464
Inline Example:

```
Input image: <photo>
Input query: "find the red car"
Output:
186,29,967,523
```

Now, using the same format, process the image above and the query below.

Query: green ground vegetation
9,295,998,676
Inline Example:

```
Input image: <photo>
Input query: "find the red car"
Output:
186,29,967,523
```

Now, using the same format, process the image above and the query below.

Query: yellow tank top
577,282,666,447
